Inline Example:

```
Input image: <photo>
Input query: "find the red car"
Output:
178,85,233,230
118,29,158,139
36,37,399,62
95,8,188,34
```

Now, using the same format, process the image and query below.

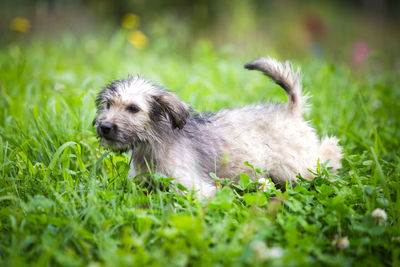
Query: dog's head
93,76,189,152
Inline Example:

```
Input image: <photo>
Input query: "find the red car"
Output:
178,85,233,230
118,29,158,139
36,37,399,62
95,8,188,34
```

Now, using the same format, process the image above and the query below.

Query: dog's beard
97,130,147,153
99,137,131,153
95,123,152,153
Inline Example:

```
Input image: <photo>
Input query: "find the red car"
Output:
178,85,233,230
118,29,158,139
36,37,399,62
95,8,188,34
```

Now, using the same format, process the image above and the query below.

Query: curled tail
244,57,308,115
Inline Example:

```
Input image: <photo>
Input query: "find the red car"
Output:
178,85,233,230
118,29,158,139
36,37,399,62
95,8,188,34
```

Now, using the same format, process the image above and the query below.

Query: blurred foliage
1,0,399,69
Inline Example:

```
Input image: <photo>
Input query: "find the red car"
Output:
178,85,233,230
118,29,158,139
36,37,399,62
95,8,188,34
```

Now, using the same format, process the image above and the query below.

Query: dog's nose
99,122,116,136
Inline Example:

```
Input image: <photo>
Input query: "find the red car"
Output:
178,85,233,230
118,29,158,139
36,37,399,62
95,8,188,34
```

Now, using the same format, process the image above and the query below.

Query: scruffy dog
93,57,342,197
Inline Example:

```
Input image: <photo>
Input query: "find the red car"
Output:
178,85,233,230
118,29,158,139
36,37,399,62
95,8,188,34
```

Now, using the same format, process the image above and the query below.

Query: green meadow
0,30,399,266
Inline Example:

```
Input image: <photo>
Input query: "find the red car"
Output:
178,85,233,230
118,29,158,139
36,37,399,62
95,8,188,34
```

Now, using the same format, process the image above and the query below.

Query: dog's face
93,77,189,152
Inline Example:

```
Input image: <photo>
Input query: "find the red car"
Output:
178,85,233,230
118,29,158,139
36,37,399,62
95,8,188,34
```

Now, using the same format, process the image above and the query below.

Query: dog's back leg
244,57,308,116
318,136,342,173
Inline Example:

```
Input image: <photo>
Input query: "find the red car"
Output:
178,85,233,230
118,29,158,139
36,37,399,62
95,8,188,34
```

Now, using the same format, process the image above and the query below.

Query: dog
93,57,342,198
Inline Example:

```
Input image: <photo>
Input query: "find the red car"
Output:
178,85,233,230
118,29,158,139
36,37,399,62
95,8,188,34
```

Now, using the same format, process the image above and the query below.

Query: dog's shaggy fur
93,57,342,197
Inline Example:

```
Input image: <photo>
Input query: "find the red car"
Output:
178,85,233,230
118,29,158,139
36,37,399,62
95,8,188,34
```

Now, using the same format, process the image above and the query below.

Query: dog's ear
150,91,189,129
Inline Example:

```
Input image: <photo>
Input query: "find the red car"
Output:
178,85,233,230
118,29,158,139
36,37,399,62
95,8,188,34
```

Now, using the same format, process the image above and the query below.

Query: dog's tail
244,57,308,116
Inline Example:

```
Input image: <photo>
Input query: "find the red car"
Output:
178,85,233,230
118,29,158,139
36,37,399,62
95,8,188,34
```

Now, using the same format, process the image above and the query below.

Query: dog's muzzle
97,121,118,140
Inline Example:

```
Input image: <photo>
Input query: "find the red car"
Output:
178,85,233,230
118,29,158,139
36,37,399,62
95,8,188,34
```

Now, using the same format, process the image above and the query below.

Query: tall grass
0,32,399,266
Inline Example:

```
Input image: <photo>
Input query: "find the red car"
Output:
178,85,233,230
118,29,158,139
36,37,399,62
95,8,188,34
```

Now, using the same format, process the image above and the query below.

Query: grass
0,31,399,266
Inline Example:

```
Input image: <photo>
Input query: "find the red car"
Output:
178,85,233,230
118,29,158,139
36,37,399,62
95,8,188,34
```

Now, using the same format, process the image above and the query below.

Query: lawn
0,32,399,266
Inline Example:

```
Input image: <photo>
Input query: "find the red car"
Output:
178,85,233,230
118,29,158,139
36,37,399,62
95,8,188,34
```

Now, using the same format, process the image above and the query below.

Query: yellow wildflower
121,13,139,29
128,30,148,49
10,17,30,33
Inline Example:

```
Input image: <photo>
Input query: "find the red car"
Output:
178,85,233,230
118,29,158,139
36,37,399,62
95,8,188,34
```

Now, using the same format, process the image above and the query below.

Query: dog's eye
126,105,140,113
106,102,111,109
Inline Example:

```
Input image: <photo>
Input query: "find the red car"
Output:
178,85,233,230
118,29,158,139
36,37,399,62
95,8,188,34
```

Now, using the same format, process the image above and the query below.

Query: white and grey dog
93,57,342,197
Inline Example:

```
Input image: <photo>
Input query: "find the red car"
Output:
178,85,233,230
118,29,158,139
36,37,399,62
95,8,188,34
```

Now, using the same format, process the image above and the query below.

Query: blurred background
1,0,399,73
